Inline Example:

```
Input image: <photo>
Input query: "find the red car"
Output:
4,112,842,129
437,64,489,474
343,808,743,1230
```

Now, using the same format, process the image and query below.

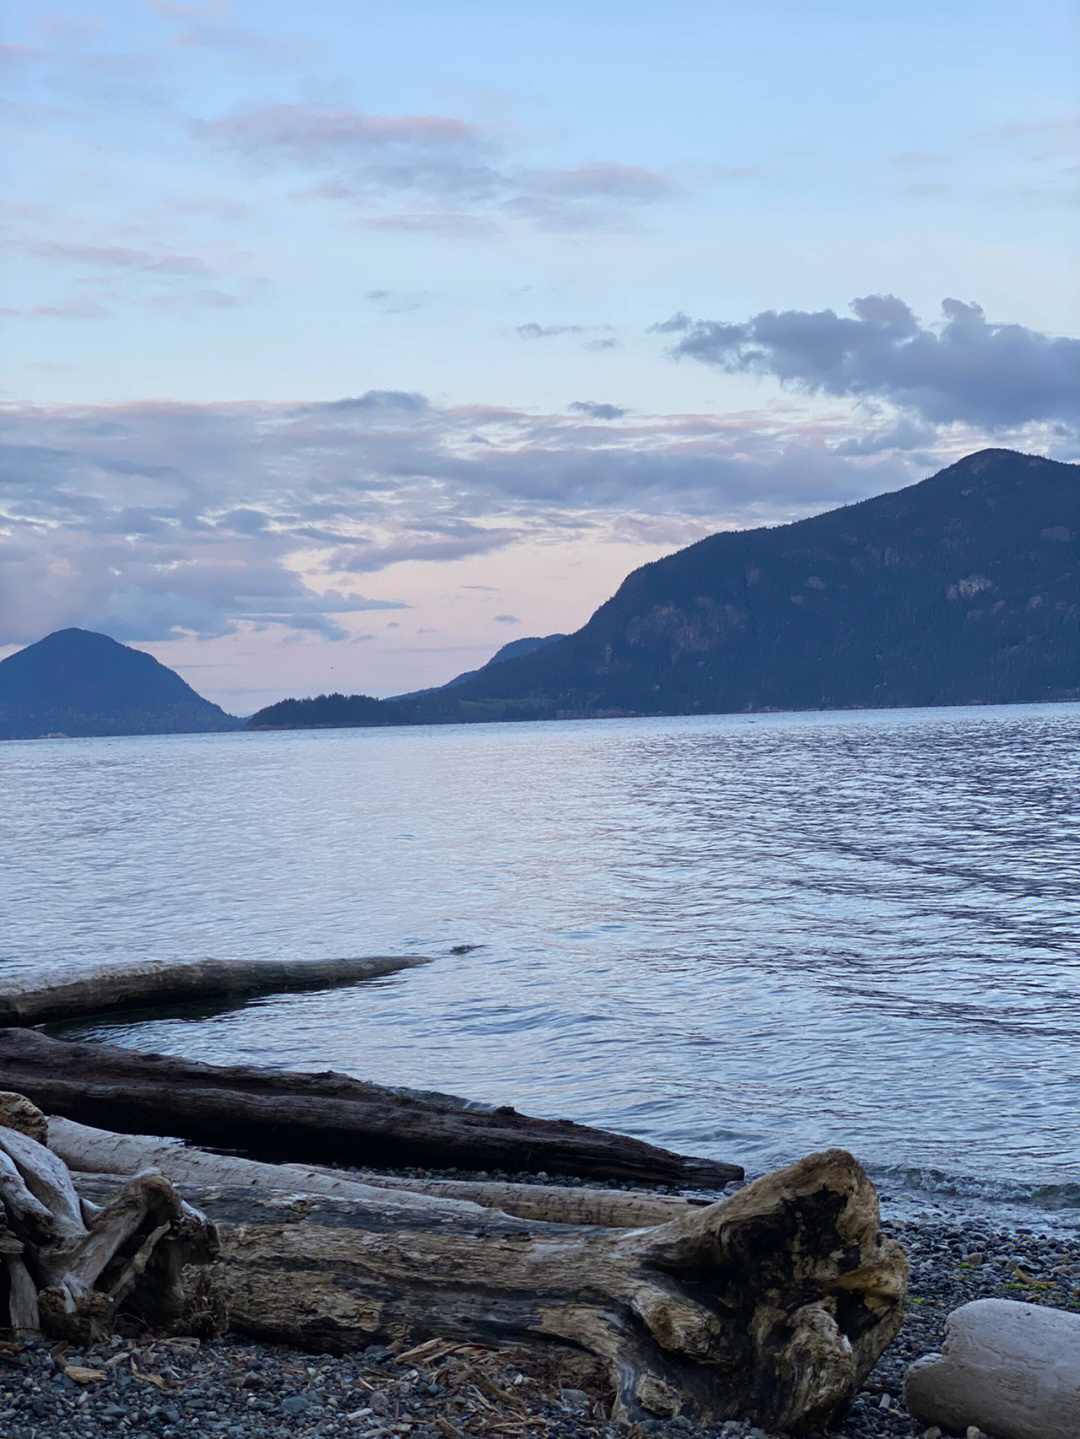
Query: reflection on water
4,704,1079,1217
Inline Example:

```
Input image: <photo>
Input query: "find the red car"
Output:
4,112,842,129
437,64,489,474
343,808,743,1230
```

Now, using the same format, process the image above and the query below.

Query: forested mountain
249,449,1079,729
0,629,240,739
390,632,567,701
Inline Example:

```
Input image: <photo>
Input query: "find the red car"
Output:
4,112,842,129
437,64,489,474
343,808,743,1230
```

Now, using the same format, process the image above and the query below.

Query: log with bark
57,1119,906,1434
0,953,430,1026
0,1095,218,1343
903,1298,1080,1439
0,1029,742,1186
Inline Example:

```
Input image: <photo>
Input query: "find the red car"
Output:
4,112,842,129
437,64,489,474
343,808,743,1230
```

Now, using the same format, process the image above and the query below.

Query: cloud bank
2,390,931,648
4,299,1074,654
666,297,1080,429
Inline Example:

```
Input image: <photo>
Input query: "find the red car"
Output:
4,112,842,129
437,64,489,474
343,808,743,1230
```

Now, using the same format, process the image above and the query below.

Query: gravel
1,1213,1076,1439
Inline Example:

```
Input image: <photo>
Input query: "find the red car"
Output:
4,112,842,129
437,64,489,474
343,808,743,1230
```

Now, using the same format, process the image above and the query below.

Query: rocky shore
2,1204,1077,1439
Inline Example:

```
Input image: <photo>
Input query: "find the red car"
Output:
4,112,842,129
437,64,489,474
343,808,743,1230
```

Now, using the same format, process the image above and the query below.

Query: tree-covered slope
0,629,240,739
250,449,1080,728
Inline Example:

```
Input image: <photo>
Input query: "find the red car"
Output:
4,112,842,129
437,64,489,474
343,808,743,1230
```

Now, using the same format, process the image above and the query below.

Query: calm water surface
4,706,1079,1223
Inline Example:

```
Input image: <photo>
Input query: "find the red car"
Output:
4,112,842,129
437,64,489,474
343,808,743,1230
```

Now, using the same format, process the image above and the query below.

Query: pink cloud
194,104,484,161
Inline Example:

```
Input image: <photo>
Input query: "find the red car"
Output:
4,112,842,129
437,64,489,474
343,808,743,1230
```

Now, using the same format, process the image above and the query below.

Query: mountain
0,629,241,739
390,633,567,700
248,449,1080,729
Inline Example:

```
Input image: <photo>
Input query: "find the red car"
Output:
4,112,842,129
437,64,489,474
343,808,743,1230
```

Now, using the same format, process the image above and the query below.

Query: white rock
904,1298,1080,1439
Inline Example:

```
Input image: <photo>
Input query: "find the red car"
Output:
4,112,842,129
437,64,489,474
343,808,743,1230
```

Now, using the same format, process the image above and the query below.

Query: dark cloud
569,401,627,420
305,391,428,415
649,312,692,333
493,614,519,624
667,296,1080,429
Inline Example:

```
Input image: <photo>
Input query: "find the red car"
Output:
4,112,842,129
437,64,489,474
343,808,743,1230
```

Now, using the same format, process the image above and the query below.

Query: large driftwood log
0,953,430,1026
0,1030,742,1186
904,1299,1080,1439
0,1116,218,1342
50,1118,697,1228
65,1129,906,1434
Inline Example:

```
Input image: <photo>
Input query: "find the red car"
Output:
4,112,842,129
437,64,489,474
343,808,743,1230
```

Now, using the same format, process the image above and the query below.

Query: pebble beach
2,1202,1077,1439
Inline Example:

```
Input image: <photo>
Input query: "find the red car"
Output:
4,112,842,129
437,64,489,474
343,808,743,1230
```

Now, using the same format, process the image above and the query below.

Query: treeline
247,691,397,729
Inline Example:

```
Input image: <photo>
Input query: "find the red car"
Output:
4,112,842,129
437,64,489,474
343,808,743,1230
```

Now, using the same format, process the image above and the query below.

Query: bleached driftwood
61,1122,907,1434
0,952,430,1026
0,1111,217,1342
904,1298,1080,1439
50,1117,695,1227
1,1029,742,1185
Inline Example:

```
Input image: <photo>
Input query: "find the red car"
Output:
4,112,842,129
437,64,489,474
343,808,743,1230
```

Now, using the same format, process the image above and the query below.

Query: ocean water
3,705,1079,1227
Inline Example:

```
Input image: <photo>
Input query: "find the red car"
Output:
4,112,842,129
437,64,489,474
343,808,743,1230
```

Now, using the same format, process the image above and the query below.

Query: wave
870,1161,1080,1215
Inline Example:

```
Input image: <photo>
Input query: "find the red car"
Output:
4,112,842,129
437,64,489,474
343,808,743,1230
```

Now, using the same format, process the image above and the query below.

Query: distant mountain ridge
0,629,240,739
249,449,1080,729
390,633,567,700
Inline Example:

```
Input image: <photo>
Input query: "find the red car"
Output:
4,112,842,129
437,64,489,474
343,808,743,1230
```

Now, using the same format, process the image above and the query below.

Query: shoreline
2,1206,1077,1439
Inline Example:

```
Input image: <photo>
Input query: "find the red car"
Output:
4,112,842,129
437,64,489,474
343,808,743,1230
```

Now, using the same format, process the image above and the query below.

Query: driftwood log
0,1030,742,1186
57,1121,906,1434
49,1118,698,1228
0,953,430,1026
0,1096,217,1342
904,1299,1080,1439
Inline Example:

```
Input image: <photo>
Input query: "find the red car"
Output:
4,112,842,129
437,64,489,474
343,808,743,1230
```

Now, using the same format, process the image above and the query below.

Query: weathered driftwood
64,1129,906,1434
51,1117,699,1228
904,1298,1080,1439
0,1092,48,1144
0,1115,218,1343
0,953,430,1026
1,1030,742,1186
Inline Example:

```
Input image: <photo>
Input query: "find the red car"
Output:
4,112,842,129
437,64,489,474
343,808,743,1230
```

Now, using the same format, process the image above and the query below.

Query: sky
2,0,1078,711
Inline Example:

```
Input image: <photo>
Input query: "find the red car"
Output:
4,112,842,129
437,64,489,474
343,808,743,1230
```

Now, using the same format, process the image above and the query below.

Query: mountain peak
0,628,239,740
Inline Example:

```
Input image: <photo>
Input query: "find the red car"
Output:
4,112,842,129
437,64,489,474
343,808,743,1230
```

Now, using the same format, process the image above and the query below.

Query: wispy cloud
516,323,584,339
887,151,950,167
193,104,484,161
193,101,678,233
0,389,925,645
16,239,214,275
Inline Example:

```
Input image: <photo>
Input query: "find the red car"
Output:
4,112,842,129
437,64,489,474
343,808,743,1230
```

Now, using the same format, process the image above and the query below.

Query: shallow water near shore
4,703,1079,1228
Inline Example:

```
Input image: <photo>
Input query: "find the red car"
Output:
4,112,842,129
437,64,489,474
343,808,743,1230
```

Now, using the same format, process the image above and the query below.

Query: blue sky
3,1,1078,708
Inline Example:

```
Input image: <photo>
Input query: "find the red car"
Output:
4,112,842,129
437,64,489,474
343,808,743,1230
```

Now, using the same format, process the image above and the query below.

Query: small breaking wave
869,1161,1080,1232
